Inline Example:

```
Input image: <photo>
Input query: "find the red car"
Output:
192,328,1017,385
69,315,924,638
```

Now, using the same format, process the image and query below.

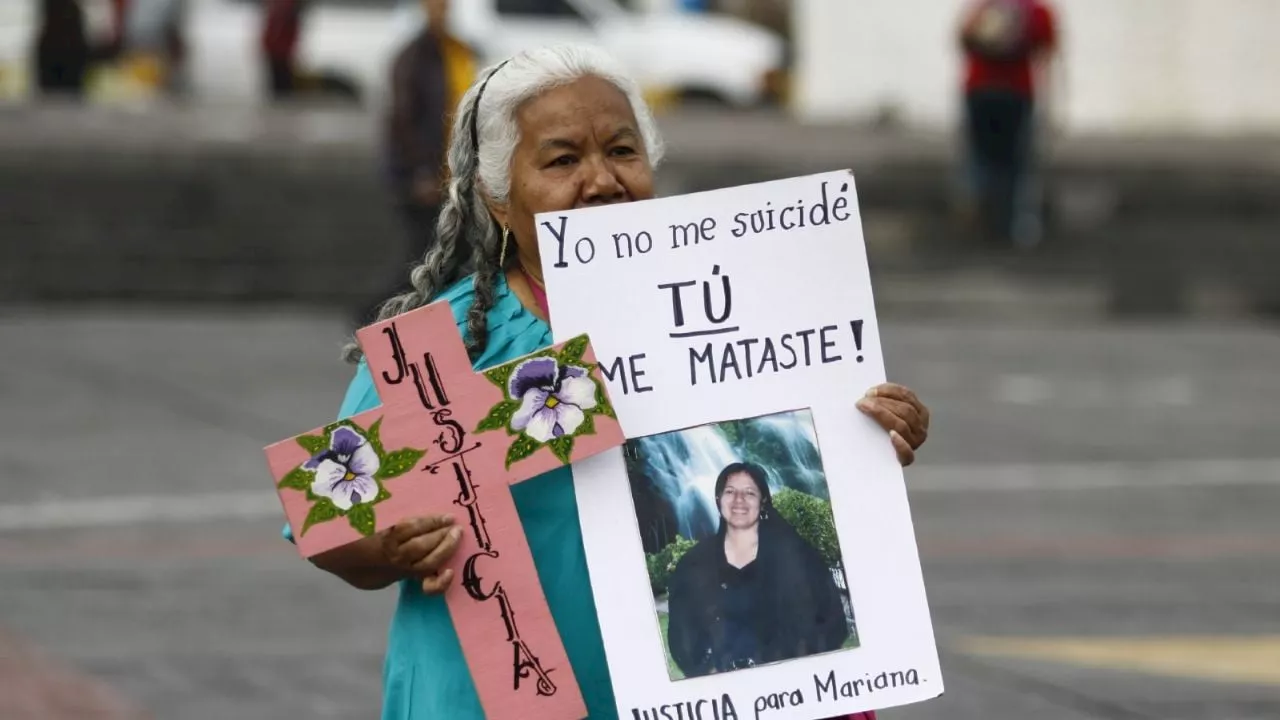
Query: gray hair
342,43,665,364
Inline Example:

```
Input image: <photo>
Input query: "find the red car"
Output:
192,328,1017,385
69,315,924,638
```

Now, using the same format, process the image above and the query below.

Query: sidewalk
0,630,150,720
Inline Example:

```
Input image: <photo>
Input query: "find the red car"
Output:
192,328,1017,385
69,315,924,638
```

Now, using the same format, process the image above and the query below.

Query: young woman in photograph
666,462,849,678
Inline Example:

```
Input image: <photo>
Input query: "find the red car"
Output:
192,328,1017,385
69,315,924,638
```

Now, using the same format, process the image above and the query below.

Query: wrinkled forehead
514,76,639,142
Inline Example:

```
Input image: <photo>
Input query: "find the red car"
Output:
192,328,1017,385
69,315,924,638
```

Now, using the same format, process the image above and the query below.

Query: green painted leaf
295,434,327,455
347,503,377,537
576,411,596,439
557,335,589,365
277,466,311,491
300,498,340,536
593,379,617,419
377,448,426,479
365,417,386,457
505,434,541,469
483,362,517,393
548,436,574,465
476,399,521,434
596,398,617,420
372,482,392,504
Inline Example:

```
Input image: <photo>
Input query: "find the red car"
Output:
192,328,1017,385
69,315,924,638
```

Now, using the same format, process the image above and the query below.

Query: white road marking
907,458,1280,492
0,491,281,532
992,374,1198,408
0,459,1276,531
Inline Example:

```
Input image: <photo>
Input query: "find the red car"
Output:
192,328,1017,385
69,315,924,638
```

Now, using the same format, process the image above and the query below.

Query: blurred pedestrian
362,0,475,326
956,0,1058,248
121,0,187,94
261,0,307,100
33,0,90,97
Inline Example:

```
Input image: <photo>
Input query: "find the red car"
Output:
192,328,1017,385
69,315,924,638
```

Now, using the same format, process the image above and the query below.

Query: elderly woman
294,44,931,720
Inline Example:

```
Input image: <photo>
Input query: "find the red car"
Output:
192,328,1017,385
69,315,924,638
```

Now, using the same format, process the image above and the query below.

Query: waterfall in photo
628,408,830,544
751,410,828,499
630,424,739,540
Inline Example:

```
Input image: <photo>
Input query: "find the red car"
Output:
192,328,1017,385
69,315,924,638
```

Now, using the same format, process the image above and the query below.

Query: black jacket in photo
666,516,849,677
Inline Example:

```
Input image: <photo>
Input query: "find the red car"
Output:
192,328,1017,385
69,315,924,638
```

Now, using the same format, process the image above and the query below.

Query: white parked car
1,0,785,109
435,0,787,108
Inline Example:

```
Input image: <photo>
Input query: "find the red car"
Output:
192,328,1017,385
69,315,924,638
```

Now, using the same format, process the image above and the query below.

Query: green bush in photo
645,535,697,596
772,487,841,568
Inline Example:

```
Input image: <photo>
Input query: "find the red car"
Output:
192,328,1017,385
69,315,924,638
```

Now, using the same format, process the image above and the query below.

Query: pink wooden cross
263,300,625,720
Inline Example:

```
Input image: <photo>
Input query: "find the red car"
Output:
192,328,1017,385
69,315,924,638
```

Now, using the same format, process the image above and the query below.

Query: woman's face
719,472,763,531
490,75,655,270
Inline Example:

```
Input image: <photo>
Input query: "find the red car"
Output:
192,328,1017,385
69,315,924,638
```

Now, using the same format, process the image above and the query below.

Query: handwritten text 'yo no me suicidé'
543,180,854,269
629,667,922,720
541,180,869,397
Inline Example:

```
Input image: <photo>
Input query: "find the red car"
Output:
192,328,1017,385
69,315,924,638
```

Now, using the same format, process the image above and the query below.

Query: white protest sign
536,171,942,720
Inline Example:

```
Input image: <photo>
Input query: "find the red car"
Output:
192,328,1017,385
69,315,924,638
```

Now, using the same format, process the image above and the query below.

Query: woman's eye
548,155,577,167
610,145,637,157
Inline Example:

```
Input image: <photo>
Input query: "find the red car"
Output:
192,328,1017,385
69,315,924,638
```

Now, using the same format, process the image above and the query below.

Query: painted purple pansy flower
304,426,381,510
508,357,598,443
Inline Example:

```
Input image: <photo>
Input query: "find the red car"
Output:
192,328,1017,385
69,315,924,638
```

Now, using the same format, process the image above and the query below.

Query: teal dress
284,273,618,719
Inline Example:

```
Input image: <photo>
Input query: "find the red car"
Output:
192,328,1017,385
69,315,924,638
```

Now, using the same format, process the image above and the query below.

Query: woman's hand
381,515,465,595
856,382,930,467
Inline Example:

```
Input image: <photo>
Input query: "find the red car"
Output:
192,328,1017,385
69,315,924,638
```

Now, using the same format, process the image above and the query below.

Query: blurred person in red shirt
261,0,307,100
957,0,1058,248
94,0,130,59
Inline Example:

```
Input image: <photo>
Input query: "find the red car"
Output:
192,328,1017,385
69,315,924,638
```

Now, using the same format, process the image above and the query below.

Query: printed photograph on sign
625,408,857,681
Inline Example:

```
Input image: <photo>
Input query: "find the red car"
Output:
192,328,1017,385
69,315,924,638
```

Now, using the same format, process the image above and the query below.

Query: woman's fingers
382,515,464,580
858,383,931,467
857,396,914,443
386,526,449,567
420,568,455,595
377,515,464,595
386,515,454,546
408,526,464,577
890,430,916,467
870,382,922,407
868,383,931,434
874,397,928,447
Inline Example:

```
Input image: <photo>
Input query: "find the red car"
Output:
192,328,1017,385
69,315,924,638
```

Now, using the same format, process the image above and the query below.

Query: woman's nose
581,158,625,205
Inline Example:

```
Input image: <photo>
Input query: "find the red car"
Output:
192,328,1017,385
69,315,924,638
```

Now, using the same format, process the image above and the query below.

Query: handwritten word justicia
630,693,739,720
381,323,559,698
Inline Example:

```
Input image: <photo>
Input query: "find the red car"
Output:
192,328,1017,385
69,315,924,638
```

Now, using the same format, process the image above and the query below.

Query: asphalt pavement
1,307,1277,720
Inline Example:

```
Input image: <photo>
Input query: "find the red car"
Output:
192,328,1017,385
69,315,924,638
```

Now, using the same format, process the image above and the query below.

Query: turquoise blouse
285,272,617,719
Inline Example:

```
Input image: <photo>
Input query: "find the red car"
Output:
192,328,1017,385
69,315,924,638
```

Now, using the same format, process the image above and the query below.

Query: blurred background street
1,0,1278,719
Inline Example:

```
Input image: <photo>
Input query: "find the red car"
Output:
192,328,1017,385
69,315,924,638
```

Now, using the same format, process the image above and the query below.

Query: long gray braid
340,67,505,364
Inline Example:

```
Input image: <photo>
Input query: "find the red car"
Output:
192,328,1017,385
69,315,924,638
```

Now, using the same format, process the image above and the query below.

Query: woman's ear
480,186,511,231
